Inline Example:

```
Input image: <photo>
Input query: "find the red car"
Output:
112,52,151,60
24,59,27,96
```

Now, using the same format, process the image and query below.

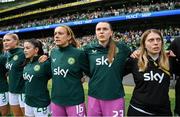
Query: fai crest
68,57,75,65
34,65,40,71
13,55,18,61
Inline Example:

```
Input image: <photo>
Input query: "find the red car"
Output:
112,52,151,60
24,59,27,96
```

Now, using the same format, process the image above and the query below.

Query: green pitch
81,82,175,115
6,80,176,116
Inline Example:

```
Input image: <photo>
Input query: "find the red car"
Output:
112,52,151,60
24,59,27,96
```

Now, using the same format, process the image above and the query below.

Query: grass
33,80,173,116
82,82,175,115
123,85,175,115
6,80,175,116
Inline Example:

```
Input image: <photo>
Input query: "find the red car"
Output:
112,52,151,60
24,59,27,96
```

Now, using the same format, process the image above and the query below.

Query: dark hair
25,39,44,56
106,22,116,63
96,22,116,63
0,38,3,52
22,39,44,67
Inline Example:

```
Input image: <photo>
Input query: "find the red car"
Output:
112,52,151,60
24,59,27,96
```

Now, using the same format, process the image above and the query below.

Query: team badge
34,65,40,71
13,55,18,61
68,57,75,65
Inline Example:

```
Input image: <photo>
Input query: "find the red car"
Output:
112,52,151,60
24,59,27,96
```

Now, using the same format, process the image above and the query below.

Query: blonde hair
3,33,19,45
138,29,169,72
56,25,80,48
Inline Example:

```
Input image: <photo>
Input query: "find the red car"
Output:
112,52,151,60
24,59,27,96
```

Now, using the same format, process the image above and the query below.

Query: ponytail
107,38,117,63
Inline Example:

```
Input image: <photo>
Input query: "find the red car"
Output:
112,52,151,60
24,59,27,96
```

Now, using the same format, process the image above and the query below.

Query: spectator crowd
0,1,179,31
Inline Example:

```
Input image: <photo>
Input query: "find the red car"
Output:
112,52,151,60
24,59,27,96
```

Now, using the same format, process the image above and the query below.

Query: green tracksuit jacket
84,40,131,100
50,45,89,106
23,56,51,107
6,48,25,93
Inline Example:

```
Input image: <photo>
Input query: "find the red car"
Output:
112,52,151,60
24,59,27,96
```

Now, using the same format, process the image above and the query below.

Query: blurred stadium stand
0,0,179,40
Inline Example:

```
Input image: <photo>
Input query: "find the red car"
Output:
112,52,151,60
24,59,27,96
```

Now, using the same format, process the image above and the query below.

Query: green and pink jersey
84,40,131,100
50,45,89,106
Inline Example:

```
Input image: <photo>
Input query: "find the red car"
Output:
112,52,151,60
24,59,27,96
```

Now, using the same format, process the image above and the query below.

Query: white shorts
9,92,25,108
0,92,9,106
25,103,50,117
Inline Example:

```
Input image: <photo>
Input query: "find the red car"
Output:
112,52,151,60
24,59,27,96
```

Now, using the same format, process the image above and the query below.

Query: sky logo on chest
96,56,113,67
6,62,13,70
143,71,164,83
5,55,19,70
23,72,34,82
53,57,74,78
23,65,40,82
53,67,69,78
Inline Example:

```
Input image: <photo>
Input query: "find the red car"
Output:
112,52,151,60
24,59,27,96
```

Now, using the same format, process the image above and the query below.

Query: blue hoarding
0,9,180,36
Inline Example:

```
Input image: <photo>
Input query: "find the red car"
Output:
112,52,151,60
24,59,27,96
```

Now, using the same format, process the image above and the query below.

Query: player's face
54,27,70,47
24,42,38,59
96,22,113,44
3,35,18,50
145,32,162,55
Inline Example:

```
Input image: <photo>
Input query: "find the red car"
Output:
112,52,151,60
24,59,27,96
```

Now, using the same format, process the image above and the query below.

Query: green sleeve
44,60,52,79
78,50,90,77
